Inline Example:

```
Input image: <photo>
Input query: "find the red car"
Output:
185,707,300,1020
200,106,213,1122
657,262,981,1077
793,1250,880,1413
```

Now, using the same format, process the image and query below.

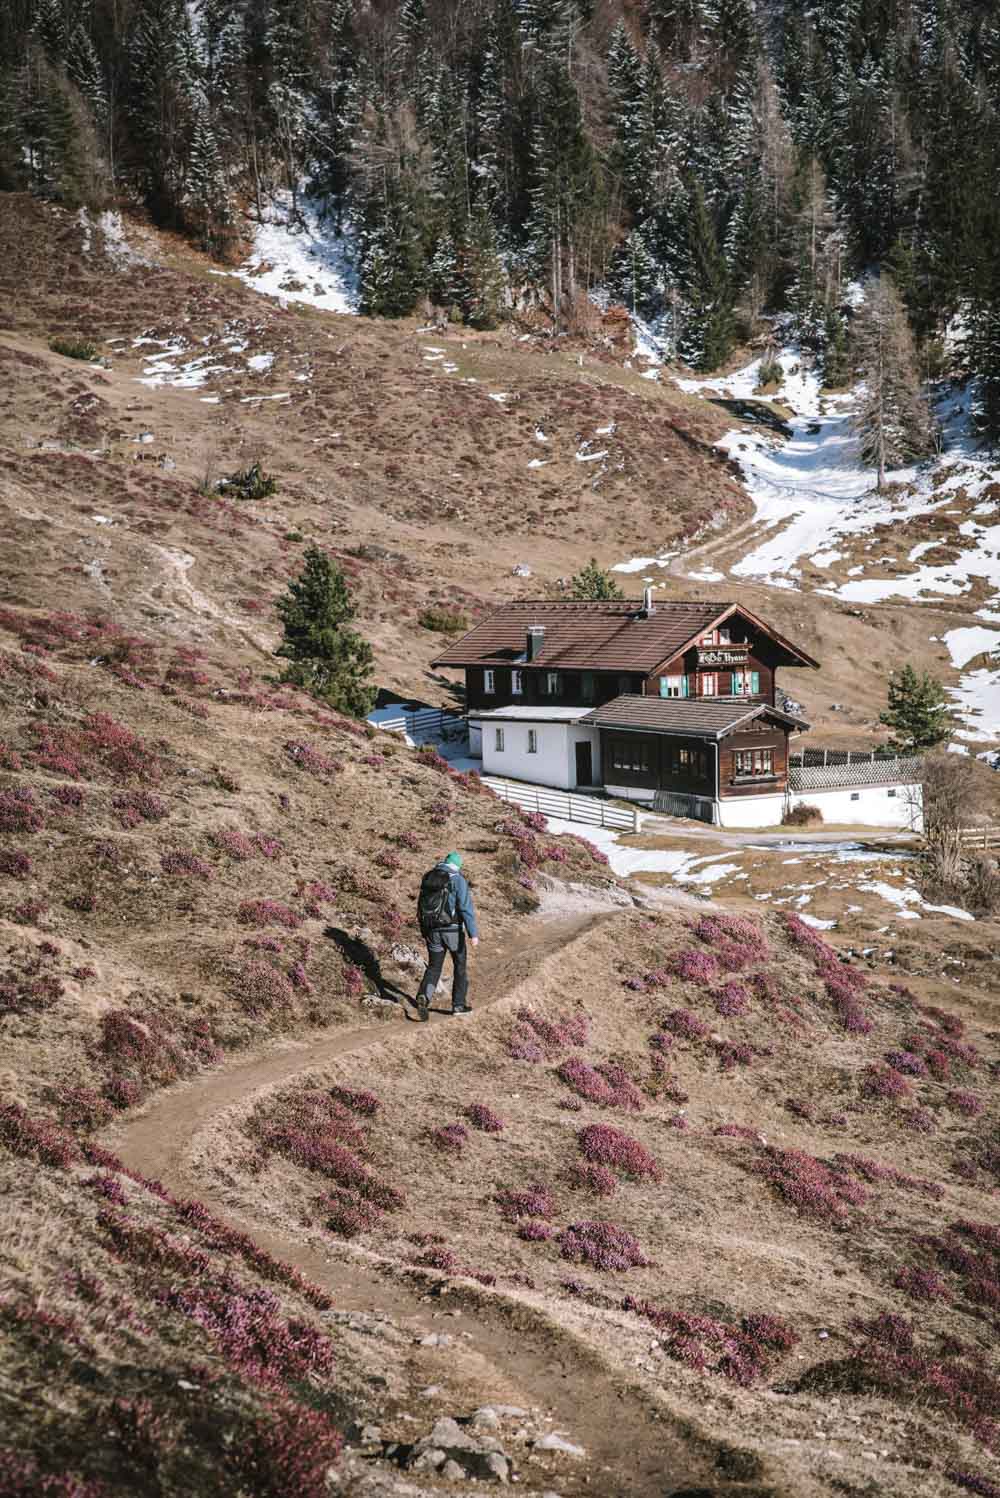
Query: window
718,626,731,644
610,740,650,774
511,670,523,695
700,673,718,697
735,749,773,777
494,727,504,752
483,668,496,695
527,729,538,754
659,674,689,698
851,791,860,801
546,671,560,695
731,670,760,696
581,672,595,703
700,632,715,645
888,788,896,798
618,674,632,695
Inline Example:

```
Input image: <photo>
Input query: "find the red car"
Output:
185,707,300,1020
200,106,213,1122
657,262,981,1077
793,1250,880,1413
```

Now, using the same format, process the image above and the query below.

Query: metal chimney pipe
527,625,545,661
642,586,655,615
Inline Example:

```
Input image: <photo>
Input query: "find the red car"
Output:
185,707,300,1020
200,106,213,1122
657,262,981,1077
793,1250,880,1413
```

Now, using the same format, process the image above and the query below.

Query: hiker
416,851,478,1020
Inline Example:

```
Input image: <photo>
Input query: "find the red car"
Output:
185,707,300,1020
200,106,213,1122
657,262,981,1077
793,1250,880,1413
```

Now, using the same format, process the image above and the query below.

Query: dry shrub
782,802,822,826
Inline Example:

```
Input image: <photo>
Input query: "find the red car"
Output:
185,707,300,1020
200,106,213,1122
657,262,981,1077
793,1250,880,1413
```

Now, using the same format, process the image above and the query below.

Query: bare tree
917,752,988,897
853,273,937,490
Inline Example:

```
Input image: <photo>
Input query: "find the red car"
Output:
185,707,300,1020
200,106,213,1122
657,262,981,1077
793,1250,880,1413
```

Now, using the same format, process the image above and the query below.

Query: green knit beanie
444,851,463,868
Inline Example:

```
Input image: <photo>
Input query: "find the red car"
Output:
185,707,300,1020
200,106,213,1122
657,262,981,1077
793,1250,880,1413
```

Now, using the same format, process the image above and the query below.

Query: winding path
101,911,748,1498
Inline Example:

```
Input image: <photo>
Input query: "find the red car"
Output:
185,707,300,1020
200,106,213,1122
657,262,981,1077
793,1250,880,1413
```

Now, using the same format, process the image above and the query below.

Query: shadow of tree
325,926,416,1009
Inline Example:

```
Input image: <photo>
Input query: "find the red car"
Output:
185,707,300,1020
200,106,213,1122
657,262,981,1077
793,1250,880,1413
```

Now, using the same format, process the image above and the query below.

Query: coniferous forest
2,0,1000,434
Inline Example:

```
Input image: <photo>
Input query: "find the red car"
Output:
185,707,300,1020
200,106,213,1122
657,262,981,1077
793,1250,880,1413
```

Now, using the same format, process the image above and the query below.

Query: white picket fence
482,776,640,832
375,706,467,743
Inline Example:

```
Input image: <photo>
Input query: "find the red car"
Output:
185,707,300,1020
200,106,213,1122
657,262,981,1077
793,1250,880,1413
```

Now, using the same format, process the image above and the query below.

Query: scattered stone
471,1408,501,1430
534,1434,585,1457
159,455,176,470
391,943,422,967
483,1453,510,1483
428,1418,467,1448
135,431,155,445
441,1460,466,1482
419,1385,442,1398
411,1448,446,1473
418,1333,453,1348
511,562,532,577
491,1407,527,1419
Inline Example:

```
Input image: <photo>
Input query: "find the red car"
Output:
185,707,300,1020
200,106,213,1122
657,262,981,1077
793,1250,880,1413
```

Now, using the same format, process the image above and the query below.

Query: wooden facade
435,598,818,813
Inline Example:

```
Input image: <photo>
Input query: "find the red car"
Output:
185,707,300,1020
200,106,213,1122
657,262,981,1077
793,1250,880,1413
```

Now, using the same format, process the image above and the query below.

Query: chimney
526,625,545,661
642,586,655,616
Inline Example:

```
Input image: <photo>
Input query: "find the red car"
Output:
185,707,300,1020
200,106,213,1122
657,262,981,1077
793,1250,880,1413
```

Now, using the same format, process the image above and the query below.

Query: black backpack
418,866,458,931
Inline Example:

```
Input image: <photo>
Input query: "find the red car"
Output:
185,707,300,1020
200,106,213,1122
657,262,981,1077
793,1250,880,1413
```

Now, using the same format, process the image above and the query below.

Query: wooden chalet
433,593,820,826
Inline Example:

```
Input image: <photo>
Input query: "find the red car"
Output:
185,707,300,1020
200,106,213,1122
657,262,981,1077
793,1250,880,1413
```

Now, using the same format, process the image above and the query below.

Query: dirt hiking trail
102,911,766,1498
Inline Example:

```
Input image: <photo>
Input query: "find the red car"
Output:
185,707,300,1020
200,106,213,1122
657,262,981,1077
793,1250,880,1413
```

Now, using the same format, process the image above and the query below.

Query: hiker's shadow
325,927,416,1011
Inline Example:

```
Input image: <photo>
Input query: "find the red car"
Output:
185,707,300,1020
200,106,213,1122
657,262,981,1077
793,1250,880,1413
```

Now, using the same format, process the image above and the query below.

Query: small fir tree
568,559,625,600
275,546,376,718
878,664,953,753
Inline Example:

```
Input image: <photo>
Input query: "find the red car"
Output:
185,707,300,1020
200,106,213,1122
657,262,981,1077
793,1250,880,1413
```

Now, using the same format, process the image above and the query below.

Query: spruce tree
879,665,953,753
568,559,624,600
678,180,736,371
852,273,936,488
276,546,376,718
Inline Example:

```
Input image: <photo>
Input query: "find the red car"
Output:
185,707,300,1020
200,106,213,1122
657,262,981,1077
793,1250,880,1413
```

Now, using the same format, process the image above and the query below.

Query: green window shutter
659,677,669,697
751,671,760,694
681,676,690,698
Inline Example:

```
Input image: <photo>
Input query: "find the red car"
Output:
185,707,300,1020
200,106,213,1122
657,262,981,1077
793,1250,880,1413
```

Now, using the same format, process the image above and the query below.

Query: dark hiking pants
418,928,468,1011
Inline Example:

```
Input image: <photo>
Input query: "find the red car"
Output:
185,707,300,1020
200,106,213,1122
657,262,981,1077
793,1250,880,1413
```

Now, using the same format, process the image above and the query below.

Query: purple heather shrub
714,1123,763,1141
557,1220,650,1272
0,787,46,834
160,849,213,880
319,1189,382,1238
894,1266,950,1301
901,1106,937,1134
672,948,719,984
52,1085,114,1132
694,912,769,955
50,785,85,808
860,1065,913,1102
432,1122,468,1152
543,843,569,864
288,962,312,993
374,847,401,871
99,1010,181,1080
521,810,548,833
0,1103,78,1168
947,1090,985,1117
210,827,255,860
329,1086,381,1117
238,898,302,929
946,1476,1000,1498
284,740,340,777
495,1183,555,1222
568,1162,618,1196
507,1005,589,1061
465,1102,504,1133
104,1076,141,1110
747,1145,868,1223
648,1031,674,1054
663,1008,709,1041
622,976,646,992
0,849,31,877
395,830,421,851
12,898,47,925
416,1245,459,1273
784,1097,815,1122
713,1039,755,1071
233,959,296,1016
623,1297,797,1385
669,1113,690,1131
518,1220,555,1242
556,1057,644,1112
713,982,750,1017
112,790,167,827
577,1123,661,1182
83,1172,128,1205
885,1049,928,1076
558,1096,583,1111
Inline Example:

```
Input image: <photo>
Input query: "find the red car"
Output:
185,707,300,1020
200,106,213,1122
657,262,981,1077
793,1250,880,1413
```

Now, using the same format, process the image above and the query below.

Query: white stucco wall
480,720,601,790
716,793,787,828
469,722,482,756
787,783,922,831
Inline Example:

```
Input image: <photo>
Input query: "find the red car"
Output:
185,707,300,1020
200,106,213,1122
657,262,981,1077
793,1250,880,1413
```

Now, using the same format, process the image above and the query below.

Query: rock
491,1406,527,1419
471,1409,501,1430
419,1385,442,1398
428,1418,467,1448
418,1333,453,1348
483,1453,510,1483
534,1433,585,1457
411,1448,446,1473
135,431,155,445
159,455,176,470
511,563,532,577
441,1460,466,1482
359,1425,382,1443
390,943,422,967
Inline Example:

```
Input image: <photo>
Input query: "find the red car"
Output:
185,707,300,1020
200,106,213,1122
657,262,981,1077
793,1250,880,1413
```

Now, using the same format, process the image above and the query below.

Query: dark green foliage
49,336,99,361
219,462,277,501
568,560,624,601
276,547,376,718
852,275,937,487
879,665,953,753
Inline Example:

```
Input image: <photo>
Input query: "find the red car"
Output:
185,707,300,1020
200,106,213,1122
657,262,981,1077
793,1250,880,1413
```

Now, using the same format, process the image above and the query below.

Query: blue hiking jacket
436,863,479,938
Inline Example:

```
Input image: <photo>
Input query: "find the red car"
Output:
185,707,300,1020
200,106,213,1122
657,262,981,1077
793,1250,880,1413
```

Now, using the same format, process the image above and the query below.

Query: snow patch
234,193,357,313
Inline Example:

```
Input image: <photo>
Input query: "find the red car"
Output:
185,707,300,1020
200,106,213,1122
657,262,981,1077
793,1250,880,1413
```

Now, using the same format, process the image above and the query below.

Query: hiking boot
451,1004,471,1016
417,997,430,1022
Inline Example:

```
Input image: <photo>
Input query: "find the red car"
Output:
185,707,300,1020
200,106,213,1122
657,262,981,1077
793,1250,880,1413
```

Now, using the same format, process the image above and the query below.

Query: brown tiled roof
582,697,811,739
431,600,819,673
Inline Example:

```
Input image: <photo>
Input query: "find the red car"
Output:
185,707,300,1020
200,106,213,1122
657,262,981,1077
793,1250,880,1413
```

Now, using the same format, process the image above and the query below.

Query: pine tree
568,559,624,600
126,0,197,223
678,180,736,371
276,546,376,718
184,92,234,254
852,273,937,488
358,172,425,317
525,55,597,329
879,665,953,752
